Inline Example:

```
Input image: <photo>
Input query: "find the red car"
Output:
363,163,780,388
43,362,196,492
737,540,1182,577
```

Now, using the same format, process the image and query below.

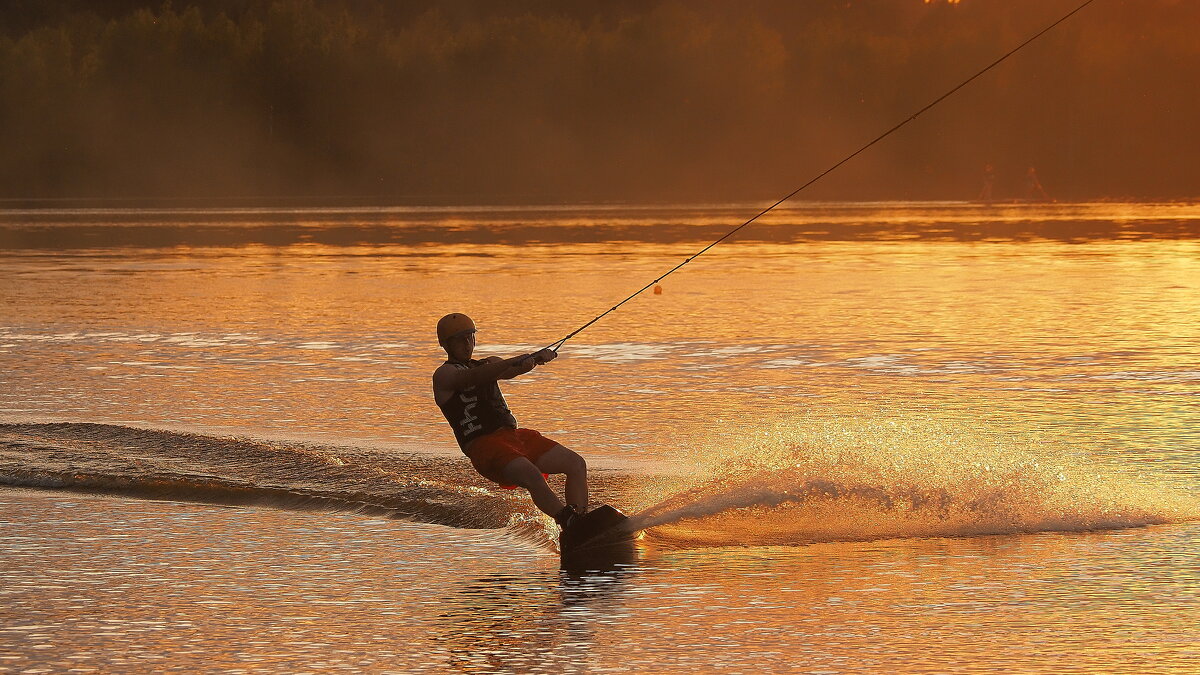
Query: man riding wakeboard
432,313,588,532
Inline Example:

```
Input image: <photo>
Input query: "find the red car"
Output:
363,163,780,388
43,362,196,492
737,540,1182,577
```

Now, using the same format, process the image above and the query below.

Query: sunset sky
1,0,1196,202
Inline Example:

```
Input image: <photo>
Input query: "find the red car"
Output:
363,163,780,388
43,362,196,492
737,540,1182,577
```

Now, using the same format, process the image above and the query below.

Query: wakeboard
559,504,636,569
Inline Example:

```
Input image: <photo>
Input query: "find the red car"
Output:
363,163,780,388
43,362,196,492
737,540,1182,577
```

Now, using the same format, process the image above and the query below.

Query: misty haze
1,0,1196,203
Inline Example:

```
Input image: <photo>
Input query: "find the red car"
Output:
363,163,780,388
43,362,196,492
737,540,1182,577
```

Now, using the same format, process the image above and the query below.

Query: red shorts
465,427,559,488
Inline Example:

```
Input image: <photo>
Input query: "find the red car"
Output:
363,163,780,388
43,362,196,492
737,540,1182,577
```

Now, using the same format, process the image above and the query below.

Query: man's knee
560,448,586,475
502,458,547,488
533,445,587,476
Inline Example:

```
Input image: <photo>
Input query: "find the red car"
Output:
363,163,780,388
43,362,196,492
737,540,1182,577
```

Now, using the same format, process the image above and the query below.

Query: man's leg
534,445,588,511
500,456,564,517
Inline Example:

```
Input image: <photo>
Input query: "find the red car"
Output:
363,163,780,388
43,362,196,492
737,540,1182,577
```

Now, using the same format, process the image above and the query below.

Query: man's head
437,313,477,361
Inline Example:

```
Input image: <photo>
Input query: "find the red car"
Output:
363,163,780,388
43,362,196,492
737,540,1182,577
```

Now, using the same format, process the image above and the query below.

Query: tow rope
545,0,1098,353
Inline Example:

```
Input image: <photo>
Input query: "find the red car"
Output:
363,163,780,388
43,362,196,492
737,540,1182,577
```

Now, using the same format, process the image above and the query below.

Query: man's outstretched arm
435,349,557,391
491,348,557,380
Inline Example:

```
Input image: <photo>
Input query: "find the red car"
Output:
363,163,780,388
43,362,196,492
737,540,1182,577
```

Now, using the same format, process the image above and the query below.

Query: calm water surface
1,202,1198,672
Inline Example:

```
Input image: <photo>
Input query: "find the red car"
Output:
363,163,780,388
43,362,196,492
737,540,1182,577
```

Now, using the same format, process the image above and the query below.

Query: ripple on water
2,489,1199,673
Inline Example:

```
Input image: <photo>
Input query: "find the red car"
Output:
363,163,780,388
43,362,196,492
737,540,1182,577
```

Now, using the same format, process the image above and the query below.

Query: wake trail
0,422,524,529
5,420,1196,551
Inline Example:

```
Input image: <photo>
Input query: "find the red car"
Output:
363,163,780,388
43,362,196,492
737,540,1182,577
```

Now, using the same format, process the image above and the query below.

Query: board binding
559,504,634,567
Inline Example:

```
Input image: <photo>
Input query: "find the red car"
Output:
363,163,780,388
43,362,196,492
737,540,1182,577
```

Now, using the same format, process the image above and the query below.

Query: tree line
1,0,1195,202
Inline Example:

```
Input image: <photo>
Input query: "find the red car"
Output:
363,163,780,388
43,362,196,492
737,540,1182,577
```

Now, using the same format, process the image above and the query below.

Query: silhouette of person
977,163,996,203
1025,166,1050,202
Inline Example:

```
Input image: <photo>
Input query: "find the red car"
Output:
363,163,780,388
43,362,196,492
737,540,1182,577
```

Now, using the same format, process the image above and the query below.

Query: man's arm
434,349,557,391
488,348,557,380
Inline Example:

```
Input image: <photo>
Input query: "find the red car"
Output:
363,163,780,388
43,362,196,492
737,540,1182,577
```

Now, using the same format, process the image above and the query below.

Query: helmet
436,313,476,344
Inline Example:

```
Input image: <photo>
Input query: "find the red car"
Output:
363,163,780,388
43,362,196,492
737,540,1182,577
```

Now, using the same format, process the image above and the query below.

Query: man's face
444,331,475,361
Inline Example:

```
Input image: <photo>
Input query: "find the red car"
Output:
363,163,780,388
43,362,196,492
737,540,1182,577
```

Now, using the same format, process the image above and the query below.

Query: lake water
1,202,1198,672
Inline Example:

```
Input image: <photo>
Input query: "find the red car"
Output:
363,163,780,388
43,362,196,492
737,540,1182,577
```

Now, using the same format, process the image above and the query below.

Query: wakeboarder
431,313,588,532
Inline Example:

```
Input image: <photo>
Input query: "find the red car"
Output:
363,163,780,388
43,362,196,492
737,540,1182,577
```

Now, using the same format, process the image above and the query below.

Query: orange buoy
653,285,663,295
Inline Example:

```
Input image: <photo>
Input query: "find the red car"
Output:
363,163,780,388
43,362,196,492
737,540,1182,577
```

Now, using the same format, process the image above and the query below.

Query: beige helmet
436,313,477,345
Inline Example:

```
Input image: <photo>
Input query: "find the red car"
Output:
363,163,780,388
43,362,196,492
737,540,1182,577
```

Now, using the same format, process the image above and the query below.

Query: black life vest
435,359,518,452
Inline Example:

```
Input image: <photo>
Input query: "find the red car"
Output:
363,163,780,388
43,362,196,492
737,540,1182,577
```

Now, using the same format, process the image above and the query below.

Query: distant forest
1,0,1196,202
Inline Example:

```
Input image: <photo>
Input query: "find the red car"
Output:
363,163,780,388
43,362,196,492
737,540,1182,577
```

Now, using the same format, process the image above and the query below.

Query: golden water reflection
1,225,1196,476
2,490,1196,673
2,204,1198,670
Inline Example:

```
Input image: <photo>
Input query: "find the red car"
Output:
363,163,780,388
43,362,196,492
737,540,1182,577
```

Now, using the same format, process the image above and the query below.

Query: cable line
546,0,1098,352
